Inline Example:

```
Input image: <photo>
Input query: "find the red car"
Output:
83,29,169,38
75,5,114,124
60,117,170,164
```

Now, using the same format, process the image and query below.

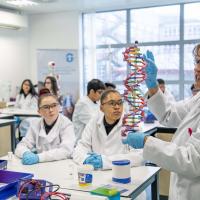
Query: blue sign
66,53,74,62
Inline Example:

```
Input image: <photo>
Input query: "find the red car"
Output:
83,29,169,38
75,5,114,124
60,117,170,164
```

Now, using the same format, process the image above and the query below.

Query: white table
0,108,40,117
3,156,160,200
0,114,14,119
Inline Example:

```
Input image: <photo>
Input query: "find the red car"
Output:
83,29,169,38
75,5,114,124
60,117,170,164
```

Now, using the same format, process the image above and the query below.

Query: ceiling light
34,0,58,2
6,0,38,7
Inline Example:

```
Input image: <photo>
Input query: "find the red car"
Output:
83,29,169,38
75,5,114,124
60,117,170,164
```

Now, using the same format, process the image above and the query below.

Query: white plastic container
112,160,131,184
7,152,13,161
77,164,93,186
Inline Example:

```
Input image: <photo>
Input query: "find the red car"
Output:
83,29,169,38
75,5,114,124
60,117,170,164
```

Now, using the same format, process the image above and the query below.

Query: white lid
78,164,94,173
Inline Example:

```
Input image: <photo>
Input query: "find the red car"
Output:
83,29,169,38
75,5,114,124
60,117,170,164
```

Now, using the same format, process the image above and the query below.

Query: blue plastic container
0,170,33,199
0,160,7,170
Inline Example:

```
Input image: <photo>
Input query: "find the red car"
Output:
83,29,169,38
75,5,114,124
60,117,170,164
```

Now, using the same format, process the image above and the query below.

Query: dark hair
38,88,58,108
19,79,38,96
157,78,165,85
193,44,200,58
191,84,195,91
44,76,59,96
105,82,116,89
39,88,51,96
100,89,120,104
87,79,105,95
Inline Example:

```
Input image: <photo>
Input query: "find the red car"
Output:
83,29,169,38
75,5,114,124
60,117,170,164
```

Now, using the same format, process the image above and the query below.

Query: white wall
29,11,81,85
0,27,30,98
0,10,81,99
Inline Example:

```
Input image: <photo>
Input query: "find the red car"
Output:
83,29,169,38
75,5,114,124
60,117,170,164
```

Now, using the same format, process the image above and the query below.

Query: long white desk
0,114,14,119
4,156,160,200
0,108,40,117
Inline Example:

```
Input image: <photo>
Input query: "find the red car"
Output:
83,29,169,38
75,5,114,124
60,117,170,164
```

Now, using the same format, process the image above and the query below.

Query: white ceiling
0,0,199,14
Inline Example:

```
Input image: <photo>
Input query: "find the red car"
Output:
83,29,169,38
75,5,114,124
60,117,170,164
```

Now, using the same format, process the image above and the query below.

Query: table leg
151,173,160,200
10,122,16,152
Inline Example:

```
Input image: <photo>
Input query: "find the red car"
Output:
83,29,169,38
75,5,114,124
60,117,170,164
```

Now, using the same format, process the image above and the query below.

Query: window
83,3,200,100
140,45,179,81
95,11,126,45
184,3,200,40
96,47,127,82
131,6,179,42
184,44,197,81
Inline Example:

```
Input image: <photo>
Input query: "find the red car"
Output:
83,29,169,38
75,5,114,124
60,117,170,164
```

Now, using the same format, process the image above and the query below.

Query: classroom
0,0,200,200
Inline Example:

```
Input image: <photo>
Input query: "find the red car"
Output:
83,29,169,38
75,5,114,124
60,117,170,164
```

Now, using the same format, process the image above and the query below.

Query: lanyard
188,128,192,136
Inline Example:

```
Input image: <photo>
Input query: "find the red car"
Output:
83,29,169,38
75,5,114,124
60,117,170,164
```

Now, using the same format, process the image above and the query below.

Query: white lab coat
73,112,144,169
15,93,38,110
144,89,200,200
144,88,176,105
15,114,76,162
72,96,100,142
164,88,176,103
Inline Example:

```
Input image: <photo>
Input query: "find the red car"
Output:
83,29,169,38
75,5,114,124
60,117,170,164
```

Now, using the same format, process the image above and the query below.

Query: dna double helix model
121,42,147,140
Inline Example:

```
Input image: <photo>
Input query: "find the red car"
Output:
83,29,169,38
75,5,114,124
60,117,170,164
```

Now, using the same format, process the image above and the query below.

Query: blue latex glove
143,50,158,89
122,132,146,149
84,153,103,170
14,116,21,126
22,151,39,165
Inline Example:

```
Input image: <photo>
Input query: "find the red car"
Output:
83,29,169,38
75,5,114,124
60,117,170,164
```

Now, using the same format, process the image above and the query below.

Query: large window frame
82,3,200,100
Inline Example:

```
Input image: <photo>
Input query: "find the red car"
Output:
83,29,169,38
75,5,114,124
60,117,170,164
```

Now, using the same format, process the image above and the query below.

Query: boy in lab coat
72,79,105,143
73,89,144,170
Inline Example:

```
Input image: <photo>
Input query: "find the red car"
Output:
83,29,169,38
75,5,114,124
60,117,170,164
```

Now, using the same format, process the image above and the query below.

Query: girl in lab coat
44,76,59,96
15,89,76,165
44,76,62,104
15,79,38,110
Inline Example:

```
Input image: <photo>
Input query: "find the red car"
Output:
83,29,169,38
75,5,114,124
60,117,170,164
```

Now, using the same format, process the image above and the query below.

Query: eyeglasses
102,99,124,107
23,83,30,87
39,103,59,111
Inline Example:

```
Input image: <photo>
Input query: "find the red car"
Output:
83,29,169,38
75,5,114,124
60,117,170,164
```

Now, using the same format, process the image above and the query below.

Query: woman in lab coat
15,79,38,110
124,47,200,200
44,76,62,101
73,89,144,170
15,89,76,164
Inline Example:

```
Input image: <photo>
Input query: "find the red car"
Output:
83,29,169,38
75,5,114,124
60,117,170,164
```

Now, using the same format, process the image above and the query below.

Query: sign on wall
37,49,79,101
